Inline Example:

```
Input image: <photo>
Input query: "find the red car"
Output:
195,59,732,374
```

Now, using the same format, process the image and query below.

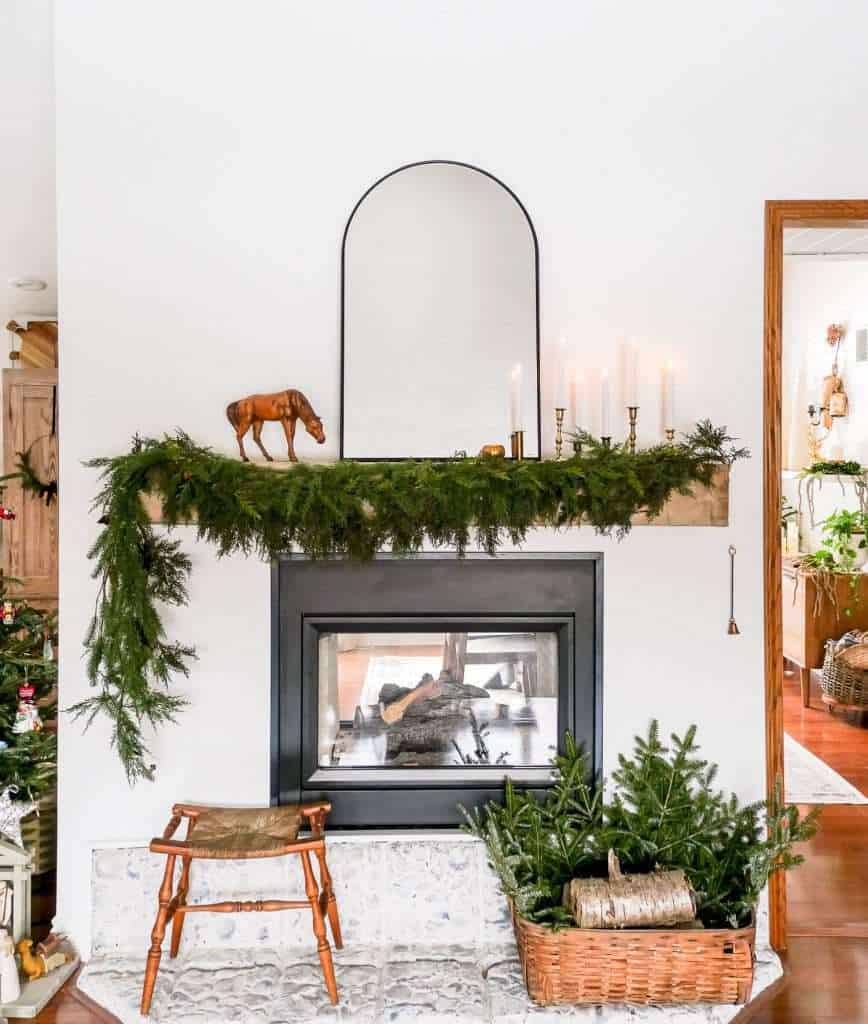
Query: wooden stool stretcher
140,801,341,1015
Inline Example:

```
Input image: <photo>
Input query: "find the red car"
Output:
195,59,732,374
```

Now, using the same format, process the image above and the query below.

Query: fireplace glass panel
317,630,558,770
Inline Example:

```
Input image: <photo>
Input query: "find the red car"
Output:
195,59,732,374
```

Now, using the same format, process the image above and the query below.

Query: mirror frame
339,159,542,461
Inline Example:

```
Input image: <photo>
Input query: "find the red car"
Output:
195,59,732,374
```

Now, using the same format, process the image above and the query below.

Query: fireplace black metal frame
271,553,603,828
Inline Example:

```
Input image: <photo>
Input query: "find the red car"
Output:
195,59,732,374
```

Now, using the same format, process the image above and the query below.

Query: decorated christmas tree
0,571,57,806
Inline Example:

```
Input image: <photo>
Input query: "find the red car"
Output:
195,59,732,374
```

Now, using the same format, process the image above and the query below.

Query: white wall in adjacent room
783,256,868,470
54,0,868,953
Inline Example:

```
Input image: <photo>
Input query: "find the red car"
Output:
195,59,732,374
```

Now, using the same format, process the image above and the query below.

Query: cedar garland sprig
79,423,748,783
0,441,58,506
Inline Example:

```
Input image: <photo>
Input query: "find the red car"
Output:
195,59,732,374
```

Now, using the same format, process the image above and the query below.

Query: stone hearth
78,834,780,1023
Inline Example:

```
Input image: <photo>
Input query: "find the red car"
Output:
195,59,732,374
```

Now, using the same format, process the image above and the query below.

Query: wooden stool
140,801,341,1015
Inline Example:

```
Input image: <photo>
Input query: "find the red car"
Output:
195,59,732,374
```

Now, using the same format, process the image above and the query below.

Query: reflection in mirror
341,162,539,459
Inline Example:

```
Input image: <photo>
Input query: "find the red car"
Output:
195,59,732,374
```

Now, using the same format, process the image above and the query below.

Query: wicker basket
511,904,755,1006
820,639,868,707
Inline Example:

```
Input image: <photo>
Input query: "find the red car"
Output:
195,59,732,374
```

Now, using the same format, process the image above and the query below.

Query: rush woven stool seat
140,801,341,1015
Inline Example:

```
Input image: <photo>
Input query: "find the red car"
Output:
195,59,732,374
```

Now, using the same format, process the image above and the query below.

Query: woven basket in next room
821,636,868,707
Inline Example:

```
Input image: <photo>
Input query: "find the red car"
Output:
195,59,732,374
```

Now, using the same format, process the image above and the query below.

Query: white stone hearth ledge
78,836,780,1023
78,942,782,1024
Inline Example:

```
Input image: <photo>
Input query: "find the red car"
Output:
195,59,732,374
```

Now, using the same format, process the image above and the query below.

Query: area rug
784,733,868,804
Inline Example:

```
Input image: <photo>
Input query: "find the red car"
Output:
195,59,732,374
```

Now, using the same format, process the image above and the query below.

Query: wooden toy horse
226,389,325,462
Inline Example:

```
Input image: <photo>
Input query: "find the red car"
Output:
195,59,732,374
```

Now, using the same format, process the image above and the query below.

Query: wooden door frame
764,200,868,949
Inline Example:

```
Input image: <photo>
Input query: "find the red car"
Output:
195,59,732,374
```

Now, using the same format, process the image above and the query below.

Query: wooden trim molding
763,200,868,952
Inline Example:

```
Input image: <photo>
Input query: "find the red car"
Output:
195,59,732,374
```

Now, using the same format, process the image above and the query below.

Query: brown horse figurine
226,389,325,462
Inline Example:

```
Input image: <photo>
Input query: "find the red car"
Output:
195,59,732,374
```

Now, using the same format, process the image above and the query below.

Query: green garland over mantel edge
75,422,749,783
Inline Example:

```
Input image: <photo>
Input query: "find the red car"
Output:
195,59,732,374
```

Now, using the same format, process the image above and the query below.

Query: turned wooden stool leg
314,845,343,949
170,857,192,958
141,854,176,1016
300,849,338,1004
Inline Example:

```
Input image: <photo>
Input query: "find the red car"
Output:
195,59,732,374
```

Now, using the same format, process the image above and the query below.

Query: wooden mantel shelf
140,464,730,528
632,464,730,527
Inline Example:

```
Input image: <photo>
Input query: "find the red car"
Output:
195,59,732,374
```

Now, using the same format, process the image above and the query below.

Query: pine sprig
83,427,747,781
464,722,818,930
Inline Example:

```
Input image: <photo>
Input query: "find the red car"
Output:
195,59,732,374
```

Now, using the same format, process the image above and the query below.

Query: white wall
0,0,57,338
54,0,868,954
783,256,868,469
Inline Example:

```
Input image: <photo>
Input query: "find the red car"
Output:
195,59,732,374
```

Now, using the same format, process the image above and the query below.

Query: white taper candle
626,337,639,407
664,360,676,431
555,336,567,408
600,368,611,437
510,363,523,432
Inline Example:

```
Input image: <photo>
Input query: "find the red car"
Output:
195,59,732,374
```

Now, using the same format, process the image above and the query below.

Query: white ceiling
784,226,868,256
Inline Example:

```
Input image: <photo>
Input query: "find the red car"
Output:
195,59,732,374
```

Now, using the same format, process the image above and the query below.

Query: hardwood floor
27,667,868,1022
744,665,868,1020
784,662,868,791
747,938,868,1023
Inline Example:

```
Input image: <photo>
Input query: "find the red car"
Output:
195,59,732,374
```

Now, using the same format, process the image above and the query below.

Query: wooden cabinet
782,558,868,707
1,368,57,602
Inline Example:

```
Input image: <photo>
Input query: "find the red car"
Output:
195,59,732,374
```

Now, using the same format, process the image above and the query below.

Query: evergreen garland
462,722,819,930
0,441,59,506
77,422,748,783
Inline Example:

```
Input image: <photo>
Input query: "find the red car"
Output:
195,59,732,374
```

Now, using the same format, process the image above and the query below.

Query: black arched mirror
340,161,541,460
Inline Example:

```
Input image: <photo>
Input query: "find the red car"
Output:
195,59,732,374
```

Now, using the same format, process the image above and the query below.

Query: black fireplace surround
272,554,602,827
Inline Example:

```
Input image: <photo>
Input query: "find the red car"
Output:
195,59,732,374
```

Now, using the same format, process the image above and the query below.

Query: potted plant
801,508,868,617
463,723,818,1007
815,508,868,571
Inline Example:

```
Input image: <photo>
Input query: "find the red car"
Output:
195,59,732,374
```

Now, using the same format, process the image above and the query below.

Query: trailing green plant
79,425,747,782
800,508,868,617
798,463,867,531
462,722,819,930
805,459,863,476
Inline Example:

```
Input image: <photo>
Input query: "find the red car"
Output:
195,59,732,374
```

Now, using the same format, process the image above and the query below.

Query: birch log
563,850,697,929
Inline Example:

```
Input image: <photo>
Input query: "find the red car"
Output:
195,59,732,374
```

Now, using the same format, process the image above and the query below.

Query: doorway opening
765,201,868,949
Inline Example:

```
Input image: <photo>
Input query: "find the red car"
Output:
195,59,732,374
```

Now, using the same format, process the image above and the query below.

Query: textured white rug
785,733,868,804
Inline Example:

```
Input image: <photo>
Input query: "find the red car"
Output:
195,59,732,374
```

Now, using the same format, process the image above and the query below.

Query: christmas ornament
12,701,41,735
0,508,15,521
42,630,53,662
13,676,41,734
0,788,33,847
2,601,14,626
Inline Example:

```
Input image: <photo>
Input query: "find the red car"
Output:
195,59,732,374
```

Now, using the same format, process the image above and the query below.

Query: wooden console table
783,558,868,706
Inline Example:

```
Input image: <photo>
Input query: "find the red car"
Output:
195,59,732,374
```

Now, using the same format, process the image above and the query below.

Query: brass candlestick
510,430,525,460
665,428,675,442
554,407,566,460
627,406,638,454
